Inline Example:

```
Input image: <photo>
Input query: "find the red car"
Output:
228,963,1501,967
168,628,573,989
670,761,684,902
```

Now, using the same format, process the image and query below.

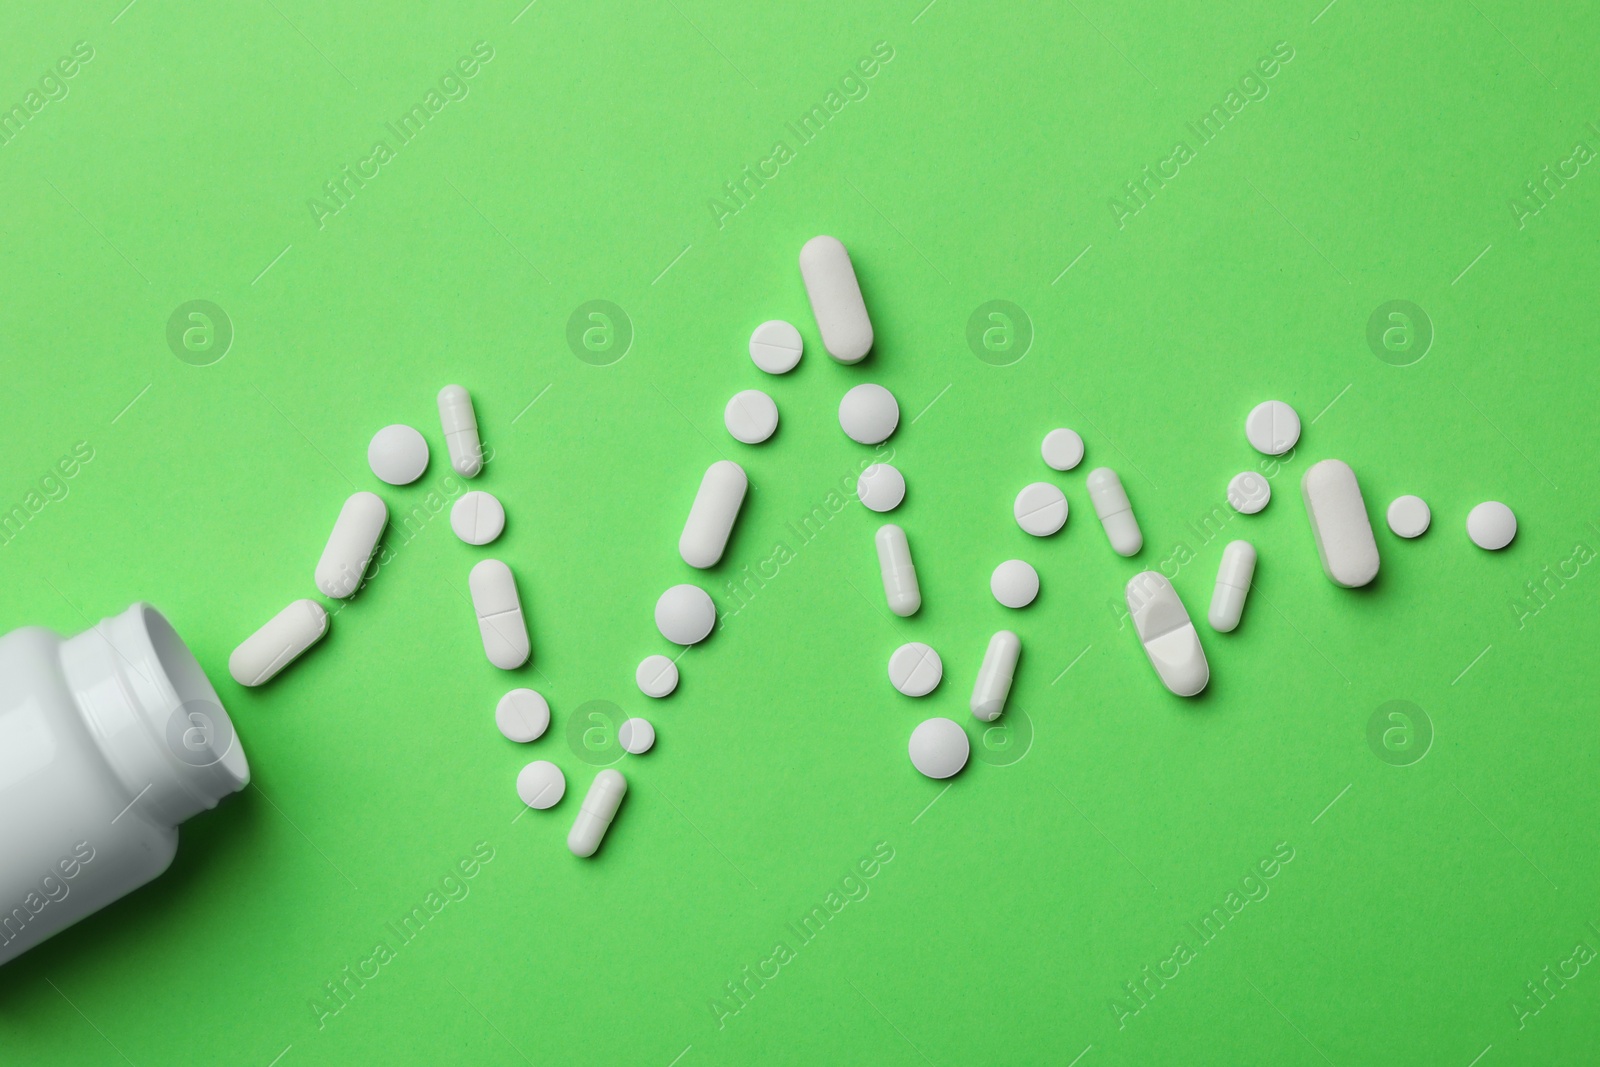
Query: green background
1,0,1597,1063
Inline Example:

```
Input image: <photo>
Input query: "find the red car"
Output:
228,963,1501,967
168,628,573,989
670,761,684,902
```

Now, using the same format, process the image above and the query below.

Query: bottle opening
137,605,250,798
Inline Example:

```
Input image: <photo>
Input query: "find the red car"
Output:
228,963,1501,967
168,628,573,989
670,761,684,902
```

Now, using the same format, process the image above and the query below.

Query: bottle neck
58,604,249,828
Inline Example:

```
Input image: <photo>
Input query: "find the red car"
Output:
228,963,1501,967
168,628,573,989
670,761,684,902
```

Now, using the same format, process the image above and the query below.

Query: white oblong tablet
315,491,387,598
469,558,531,669
656,584,717,645
1087,468,1142,556
724,389,779,444
857,463,906,513
618,718,655,755
838,384,899,445
1126,571,1209,697
799,235,873,364
680,460,748,568
517,760,566,809
991,560,1039,609
568,768,627,857
1245,401,1301,456
888,642,943,697
908,718,969,780
1227,471,1271,515
1301,459,1380,587
971,630,1020,722
368,424,430,485
1467,501,1517,550
496,688,550,742
1207,540,1257,634
875,524,921,617
636,654,679,698
749,319,803,374
450,490,506,545
229,599,329,687
1387,495,1431,538
1014,482,1068,537
437,385,483,478
1042,428,1085,471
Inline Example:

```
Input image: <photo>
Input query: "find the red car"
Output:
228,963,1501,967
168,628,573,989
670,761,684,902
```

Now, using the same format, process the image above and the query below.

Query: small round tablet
451,490,506,545
1015,482,1068,536
1467,501,1517,550
724,389,779,444
749,319,803,374
368,424,430,485
1387,495,1431,539
1226,471,1271,515
991,560,1039,609
1245,401,1301,456
888,642,943,697
908,718,969,780
655,584,717,645
496,688,550,743
838,384,899,445
636,654,679,698
1041,428,1085,471
857,463,906,513
618,717,656,755
516,760,566,809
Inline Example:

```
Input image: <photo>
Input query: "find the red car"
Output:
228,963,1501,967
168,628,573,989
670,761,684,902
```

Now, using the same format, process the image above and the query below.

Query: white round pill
1041,428,1085,471
1245,401,1301,456
724,389,779,444
368,424,430,485
1014,482,1068,536
857,463,906,513
636,654,679,698
838,384,899,445
749,319,803,374
991,560,1039,609
1226,471,1271,515
516,760,566,809
1387,495,1431,538
655,584,717,645
450,490,506,545
618,717,656,754
496,688,550,743
1467,501,1517,550
908,717,969,780
888,642,943,697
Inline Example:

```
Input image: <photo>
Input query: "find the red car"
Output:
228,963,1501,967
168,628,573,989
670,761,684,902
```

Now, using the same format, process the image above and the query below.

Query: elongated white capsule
799,235,873,363
568,768,627,858
229,599,328,687
971,630,1021,721
314,491,387,598
1302,459,1379,587
469,559,530,669
437,384,483,478
1087,467,1142,556
875,524,921,617
1126,571,1208,697
680,460,747,569
1208,540,1257,633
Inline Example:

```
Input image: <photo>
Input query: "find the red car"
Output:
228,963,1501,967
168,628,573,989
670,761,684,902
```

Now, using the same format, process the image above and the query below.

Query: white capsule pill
1087,468,1142,556
437,384,483,478
655,584,717,645
1467,501,1517,550
680,460,748,568
839,384,899,445
971,630,1020,721
857,463,906,513
1042,428,1085,471
1301,459,1380,587
1015,482,1068,537
450,490,506,545
749,319,803,374
618,718,655,754
636,654,679,698
908,718,969,780
314,491,387,599
229,599,329,687
888,642,943,697
874,524,921,617
468,558,531,669
496,688,550,742
991,559,1039,609
1227,471,1271,515
568,768,627,857
1387,495,1431,539
1126,571,1208,697
724,389,779,444
799,235,873,364
367,424,429,485
1245,400,1301,456
1208,540,1257,633
517,760,566,810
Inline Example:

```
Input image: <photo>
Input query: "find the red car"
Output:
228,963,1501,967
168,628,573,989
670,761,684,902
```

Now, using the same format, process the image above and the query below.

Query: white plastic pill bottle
0,603,249,966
